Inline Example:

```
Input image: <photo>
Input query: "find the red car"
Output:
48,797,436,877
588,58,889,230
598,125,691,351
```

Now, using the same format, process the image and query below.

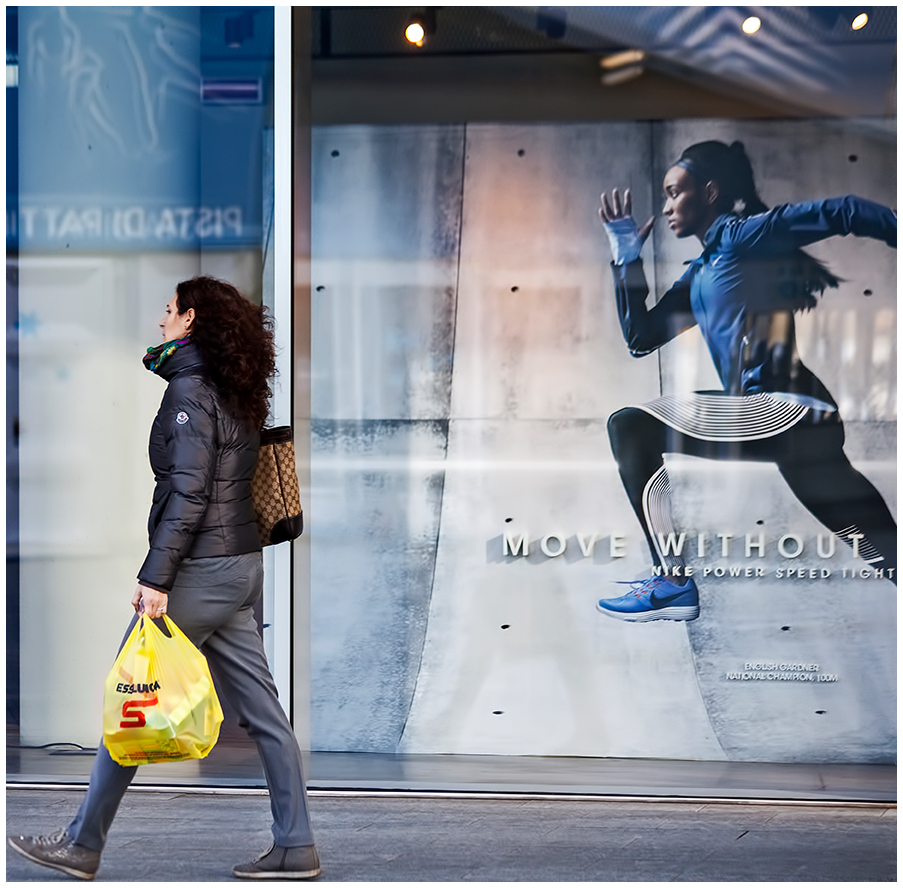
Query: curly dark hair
175,276,276,430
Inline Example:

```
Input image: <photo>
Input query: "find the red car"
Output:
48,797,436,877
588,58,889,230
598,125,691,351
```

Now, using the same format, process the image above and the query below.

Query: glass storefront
303,8,895,794
7,6,896,800
7,5,283,785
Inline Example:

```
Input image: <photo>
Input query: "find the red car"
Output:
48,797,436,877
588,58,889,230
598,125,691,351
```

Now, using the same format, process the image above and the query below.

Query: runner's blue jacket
613,196,896,403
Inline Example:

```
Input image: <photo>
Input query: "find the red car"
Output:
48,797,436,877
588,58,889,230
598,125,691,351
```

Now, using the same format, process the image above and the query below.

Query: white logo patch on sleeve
176,411,190,425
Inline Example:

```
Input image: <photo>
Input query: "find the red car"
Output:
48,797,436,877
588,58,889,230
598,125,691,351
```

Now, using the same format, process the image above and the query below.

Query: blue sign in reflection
11,6,272,251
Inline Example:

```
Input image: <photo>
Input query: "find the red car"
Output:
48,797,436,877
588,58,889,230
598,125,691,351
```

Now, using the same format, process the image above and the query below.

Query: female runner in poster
597,139,896,622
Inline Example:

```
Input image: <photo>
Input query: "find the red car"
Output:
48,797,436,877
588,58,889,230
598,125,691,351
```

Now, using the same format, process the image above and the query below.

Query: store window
8,5,894,800
304,7,895,795
7,6,283,786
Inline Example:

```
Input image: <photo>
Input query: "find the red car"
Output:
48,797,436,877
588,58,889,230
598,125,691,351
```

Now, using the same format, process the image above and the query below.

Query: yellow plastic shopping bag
103,614,224,766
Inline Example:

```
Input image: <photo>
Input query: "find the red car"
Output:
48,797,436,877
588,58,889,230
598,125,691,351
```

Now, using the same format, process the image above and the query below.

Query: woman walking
9,277,320,880
596,140,896,622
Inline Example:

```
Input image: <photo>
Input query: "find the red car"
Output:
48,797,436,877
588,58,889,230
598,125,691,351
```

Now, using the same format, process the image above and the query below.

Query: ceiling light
404,11,436,48
405,21,425,45
852,12,869,30
742,16,761,35
601,64,644,87
599,49,645,70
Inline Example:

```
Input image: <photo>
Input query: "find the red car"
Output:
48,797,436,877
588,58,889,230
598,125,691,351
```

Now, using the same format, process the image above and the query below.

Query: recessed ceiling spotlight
742,16,762,35
404,10,436,48
405,21,425,45
852,12,869,30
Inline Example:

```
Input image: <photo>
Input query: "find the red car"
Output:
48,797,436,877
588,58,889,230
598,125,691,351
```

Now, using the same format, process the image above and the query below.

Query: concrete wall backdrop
309,119,895,763
309,125,464,751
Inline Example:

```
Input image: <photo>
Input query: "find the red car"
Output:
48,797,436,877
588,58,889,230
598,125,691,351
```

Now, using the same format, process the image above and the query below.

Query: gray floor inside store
7,746,896,803
6,787,896,882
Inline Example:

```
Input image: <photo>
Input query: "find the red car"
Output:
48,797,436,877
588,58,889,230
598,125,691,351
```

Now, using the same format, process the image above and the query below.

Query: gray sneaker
8,829,100,880
233,843,321,880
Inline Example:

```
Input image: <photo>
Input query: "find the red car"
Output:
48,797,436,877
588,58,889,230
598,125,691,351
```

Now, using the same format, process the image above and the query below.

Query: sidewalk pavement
6,786,896,882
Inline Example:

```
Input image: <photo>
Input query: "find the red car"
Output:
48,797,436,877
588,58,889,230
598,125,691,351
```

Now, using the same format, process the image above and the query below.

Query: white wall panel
400,419,724,758
309,419,448,751
450,123,662,420
309,124,465,751
672,459,896,762
311,125,463,420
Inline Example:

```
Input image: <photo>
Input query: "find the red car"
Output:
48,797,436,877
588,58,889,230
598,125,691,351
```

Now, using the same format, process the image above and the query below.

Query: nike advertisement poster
309,119,895,763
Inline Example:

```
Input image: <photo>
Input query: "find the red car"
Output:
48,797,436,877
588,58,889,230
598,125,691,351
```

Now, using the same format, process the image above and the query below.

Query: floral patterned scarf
143,336,192,373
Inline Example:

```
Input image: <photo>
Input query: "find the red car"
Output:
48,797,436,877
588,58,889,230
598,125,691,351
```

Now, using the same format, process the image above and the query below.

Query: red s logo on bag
120,697,159,728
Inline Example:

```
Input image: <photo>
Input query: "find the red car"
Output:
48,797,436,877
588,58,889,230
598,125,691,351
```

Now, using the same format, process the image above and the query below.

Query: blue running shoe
596,575,700,622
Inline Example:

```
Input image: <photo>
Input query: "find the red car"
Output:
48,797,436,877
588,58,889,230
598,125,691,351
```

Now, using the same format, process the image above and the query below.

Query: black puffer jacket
137,342,261,593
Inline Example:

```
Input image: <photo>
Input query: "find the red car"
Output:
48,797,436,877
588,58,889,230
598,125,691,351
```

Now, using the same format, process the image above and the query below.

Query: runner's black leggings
608,407,897,580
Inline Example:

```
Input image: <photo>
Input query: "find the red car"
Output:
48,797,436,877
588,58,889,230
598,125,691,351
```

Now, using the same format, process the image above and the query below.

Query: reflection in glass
8,6,275,786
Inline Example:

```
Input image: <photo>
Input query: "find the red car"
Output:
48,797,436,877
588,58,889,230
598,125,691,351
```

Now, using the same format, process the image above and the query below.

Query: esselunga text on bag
103,614,224,766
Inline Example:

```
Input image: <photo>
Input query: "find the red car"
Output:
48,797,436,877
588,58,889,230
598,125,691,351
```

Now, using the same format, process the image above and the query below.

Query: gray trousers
67,552,315,851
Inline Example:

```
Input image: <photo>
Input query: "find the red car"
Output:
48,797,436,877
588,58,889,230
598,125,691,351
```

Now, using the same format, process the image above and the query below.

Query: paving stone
5,789,896,882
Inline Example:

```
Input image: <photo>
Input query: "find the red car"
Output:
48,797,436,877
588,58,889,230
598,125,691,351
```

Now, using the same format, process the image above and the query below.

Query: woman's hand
132,584,169,619
599,188,655,265
599,188,655,240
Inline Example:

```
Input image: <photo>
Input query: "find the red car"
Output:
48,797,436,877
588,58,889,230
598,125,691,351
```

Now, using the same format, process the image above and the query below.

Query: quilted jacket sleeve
137,376,218,592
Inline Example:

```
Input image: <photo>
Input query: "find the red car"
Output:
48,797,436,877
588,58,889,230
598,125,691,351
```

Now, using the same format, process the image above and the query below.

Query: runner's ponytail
726,141,768,216
676,140,840,308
